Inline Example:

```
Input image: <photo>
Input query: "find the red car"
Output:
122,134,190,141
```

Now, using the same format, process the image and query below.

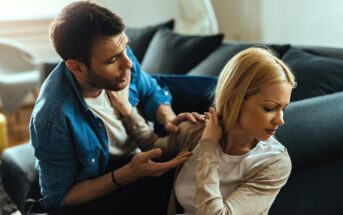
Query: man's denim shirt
30,47,171,209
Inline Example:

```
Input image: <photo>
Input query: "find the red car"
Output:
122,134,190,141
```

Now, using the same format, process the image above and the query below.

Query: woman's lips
265,129,276,135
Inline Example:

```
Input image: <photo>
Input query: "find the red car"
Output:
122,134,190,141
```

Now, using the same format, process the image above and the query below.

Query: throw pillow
141,28,224,74
125,20,174,63
153,74,217,115
189,43,291,76
282,47,343,101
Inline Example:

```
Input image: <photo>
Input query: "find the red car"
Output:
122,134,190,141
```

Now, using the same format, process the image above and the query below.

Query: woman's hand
201,107,223,143
107,81,132,117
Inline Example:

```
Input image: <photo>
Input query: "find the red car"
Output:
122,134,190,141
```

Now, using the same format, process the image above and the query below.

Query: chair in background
0,37,40,146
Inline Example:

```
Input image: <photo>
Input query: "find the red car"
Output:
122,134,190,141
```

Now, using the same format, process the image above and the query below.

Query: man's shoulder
32,63,79,122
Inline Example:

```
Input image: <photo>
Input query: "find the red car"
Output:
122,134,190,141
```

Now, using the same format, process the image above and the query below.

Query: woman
109,47,296,215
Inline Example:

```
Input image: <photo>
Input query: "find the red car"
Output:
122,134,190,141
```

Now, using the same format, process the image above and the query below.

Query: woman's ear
65,59,87,78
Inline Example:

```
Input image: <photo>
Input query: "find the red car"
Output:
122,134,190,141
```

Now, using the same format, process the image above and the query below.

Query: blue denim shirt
30,47,171,209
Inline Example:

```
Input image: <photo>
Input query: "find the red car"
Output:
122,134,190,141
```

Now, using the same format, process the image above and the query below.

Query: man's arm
127,47,204,133
64,148,192,206
32,113,191,209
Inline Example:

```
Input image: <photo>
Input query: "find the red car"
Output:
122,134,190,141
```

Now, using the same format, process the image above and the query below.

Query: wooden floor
1,105,33,148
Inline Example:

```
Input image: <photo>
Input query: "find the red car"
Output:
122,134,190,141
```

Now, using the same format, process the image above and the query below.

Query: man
30,1,202,214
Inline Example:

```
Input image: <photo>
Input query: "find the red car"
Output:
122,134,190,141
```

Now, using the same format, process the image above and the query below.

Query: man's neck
82,88,102,98
77,80,102,98
73,76,101,98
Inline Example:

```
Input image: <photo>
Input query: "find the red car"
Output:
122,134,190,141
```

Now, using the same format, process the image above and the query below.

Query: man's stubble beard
86,69,128,91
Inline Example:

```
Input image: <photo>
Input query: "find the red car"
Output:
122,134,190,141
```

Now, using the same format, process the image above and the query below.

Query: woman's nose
273,111,285,126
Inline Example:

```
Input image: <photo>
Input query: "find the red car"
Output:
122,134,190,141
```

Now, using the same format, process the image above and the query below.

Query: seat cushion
141,28,224,74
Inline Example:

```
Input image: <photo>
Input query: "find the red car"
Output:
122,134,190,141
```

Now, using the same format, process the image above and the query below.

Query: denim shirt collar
60,62,91,113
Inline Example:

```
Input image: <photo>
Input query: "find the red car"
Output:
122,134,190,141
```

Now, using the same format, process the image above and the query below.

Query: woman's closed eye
264,106,287,112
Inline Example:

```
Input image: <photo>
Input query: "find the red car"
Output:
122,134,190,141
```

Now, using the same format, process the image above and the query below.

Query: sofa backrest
296,45,343,61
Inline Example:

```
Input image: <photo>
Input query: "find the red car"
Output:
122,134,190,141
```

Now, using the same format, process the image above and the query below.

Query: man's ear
65,59,87,78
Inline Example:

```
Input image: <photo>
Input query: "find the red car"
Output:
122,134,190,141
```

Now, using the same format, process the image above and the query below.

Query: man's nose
122,53,133,69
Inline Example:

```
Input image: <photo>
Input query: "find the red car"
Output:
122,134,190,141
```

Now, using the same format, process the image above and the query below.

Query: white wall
98,0,178,27
212,0,343,48
0,0,81,61
260,0,343,47
1,0,343,62
0,0,178,61
0,19,57,61
212,0,261,41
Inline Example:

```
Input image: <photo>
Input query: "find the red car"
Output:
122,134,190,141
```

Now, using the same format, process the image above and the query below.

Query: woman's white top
174,136,286,214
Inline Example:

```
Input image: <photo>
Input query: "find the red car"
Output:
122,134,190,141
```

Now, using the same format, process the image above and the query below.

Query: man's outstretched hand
113,148,192,185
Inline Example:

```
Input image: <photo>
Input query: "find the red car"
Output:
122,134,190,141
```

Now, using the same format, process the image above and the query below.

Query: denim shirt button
164,91,169,95
91,158,95,163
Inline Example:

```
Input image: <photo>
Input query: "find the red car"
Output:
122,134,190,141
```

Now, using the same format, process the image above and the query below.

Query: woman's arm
195,108,291,214
195,138,291,215
107,89,180,160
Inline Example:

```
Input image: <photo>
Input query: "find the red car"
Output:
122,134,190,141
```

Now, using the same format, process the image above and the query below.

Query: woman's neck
221,128,258,156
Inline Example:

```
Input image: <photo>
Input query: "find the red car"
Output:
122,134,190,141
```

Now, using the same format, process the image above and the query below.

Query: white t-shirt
85,90,140,160
174,136,286,214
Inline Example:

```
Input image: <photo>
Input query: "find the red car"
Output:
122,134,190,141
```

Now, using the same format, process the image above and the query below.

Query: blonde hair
214,47,296,132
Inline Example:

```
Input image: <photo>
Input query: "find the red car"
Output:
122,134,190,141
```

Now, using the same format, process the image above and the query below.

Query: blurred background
0,1,342,214
1,0,342,62
0,0,342,148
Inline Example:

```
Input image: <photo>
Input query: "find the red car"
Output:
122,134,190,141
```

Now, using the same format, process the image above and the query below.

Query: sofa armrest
1,143,40,213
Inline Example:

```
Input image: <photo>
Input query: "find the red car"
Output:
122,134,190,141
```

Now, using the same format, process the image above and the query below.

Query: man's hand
165,112,206,133
114,148,192,185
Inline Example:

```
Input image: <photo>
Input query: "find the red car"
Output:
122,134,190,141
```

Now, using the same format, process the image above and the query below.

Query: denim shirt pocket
77,149,101,180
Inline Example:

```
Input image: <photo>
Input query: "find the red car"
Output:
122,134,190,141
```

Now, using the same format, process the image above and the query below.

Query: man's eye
107,58,116,64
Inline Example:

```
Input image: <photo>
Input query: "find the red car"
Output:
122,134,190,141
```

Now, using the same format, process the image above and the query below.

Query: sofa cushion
141,29,224,74
188,43,291,76
125,20,174,63
282,47,343,101
153,74,217,115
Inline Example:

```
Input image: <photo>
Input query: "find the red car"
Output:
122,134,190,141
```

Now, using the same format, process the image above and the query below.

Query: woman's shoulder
252,136,288,157
261,150,292,179
176,121,206,151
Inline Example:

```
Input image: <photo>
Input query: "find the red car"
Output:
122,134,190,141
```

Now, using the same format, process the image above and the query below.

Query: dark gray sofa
1,20,343,214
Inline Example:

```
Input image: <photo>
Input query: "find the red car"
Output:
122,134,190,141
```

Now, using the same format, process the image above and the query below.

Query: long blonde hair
214,47,296,132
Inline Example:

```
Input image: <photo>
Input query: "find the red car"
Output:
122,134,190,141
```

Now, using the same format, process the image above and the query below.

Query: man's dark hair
50,1,125,67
